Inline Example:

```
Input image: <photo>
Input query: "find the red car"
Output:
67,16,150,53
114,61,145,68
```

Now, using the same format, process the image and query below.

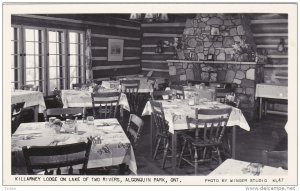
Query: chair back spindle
91,92,120,119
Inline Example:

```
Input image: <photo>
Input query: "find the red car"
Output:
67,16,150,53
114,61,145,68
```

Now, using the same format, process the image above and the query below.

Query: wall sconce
155,40,164,53
277,38,286,52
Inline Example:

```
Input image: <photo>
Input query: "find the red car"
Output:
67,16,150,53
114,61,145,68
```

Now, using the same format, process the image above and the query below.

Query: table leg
33,105,39,122
150,114,154,157
259,97,262,120
231,126,236,159
172,131,177,174
264,100,268,116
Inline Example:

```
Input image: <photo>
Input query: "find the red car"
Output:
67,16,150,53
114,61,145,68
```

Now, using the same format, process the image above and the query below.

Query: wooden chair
22,138,92,175
72,83,88,90
170,85,185,99
126,114,144,149
262,150,288,170
44,89,63,109
22,84,39,91
11,102,25,134
120,80,140,114
150,101,170,169
43,107,86,121
91,92,121,119
152,90,172,100
178,107,232,174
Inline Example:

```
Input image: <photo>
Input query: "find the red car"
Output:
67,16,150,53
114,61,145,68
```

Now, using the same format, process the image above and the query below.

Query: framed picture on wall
108,39,124,61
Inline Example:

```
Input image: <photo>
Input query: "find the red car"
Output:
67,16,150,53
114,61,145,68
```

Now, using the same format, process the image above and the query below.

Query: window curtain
85,29,93,83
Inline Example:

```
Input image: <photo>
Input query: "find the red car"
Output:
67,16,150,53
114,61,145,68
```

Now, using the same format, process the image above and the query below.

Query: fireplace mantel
167,60,263,65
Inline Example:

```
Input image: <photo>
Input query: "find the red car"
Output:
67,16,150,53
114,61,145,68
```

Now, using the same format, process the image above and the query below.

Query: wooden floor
133,114,288,175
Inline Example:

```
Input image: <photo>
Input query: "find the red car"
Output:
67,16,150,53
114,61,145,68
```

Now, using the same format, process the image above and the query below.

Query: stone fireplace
167,13,264,120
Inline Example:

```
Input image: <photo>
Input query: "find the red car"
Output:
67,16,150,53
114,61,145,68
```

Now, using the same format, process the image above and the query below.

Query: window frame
11,25,86,95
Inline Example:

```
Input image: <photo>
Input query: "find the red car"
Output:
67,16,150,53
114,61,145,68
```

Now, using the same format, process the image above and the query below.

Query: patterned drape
85,29,93,83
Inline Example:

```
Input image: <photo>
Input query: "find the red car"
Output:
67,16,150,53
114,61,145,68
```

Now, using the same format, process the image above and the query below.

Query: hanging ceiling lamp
129,13,168,22
129,13,142,20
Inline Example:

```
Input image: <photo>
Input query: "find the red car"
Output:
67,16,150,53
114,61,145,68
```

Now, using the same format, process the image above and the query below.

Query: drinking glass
87,116,94,126
49,117,56,125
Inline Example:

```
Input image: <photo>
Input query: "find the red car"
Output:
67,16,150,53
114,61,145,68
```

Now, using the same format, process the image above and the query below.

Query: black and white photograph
2,2,298,188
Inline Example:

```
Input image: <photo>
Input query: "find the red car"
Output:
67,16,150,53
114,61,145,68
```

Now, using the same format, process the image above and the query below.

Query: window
69,31,85,88
24,28,45,91
11,26,85,95
11,27,22,89
48,30,66,92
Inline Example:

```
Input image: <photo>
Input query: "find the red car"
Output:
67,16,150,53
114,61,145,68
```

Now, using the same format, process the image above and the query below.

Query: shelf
166,60,263,65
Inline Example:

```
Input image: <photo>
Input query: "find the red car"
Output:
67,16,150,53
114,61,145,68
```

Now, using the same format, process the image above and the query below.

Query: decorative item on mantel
172,37,184,60
231,39,256,62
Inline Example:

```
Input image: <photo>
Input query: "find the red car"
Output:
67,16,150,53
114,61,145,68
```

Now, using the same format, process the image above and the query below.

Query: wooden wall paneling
249,13,288,113
93,67,141,79
141,22,185,78
92,60,141,67
12,15,86,31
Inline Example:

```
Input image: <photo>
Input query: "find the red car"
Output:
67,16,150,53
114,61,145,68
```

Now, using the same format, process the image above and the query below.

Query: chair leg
216,147,222,165
202,147,207,159
162,138,169,169
194,146,198,175
178,139,187,168
188,143,193,159
153,136,161,160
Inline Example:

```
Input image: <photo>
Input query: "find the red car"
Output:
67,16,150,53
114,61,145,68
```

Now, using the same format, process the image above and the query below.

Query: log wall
11,14,142,82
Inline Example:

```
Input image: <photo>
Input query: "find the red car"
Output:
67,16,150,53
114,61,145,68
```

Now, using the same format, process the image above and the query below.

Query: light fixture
277,38,286,52
129,13,142,20
155,40,164,53
129,13,168,22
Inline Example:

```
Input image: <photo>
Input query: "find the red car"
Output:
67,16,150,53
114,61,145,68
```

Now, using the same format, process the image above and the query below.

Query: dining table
11,118,137,175
61,89,131,112
209,159,288,176
142,99,250,174
11,90,46,122
255,83,288,119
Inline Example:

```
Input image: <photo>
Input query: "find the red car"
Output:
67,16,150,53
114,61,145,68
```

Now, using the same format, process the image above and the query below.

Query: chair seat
182,133,222,147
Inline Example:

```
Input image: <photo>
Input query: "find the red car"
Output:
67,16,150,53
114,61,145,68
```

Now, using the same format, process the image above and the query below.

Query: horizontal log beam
93,64,140,70
92,34,140,41
141,23,186,27
124,47,141,50
142,68,169,72
92,56,140,61
268,55,288,59
256,44,288,49
142,52,174,55
14,14,141,30
251,19,288,24
141,60,168,63
253,33,288,37
143,33,182,37
91,47,107,50
264,64,288,68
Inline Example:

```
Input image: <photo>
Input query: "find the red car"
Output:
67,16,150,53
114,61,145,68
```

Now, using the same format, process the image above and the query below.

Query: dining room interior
10,12,289,176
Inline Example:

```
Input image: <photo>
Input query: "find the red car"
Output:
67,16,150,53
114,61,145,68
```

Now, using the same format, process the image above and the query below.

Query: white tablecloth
11,90,46,113
209,159,287,176
11,118,137,174
61,90,130,111
142,99,250,134
255,83,288,100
